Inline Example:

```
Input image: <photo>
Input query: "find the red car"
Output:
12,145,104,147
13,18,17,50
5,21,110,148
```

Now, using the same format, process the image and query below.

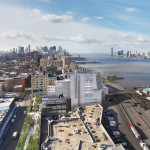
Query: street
0,91,30,150
102,94,142,150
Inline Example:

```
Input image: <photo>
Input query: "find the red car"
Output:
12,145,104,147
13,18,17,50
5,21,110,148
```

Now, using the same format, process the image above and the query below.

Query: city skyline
0,0,150,53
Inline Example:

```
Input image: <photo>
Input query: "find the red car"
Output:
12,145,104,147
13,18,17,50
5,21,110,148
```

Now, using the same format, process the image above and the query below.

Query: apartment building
31,74,57,97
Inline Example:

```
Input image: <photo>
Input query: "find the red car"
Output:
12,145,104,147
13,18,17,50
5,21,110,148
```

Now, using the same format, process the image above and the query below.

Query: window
85,93,93,97
84,80,93,87
84,87,93,92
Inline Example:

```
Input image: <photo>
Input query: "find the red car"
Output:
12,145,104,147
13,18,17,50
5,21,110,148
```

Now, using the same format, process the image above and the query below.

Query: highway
106,83,150,149
117,94,150,147
0,91,30,150
103,84,143,150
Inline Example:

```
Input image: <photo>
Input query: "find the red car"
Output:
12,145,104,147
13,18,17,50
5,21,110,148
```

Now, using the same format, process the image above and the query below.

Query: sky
0,0,150,53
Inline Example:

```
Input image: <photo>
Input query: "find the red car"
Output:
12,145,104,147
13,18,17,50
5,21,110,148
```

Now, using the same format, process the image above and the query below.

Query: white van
11,119,15,123
12,131,18,139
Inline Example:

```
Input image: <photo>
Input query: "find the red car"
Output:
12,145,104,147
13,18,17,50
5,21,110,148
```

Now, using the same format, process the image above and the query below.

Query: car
116,138,123,143
122,142,127,147
12,131,18,139
11,119,15,123
24,111,27,115
110,127,116,131
107,117,114,121
109,99,113,101
137,122,141,126
114,135,121,139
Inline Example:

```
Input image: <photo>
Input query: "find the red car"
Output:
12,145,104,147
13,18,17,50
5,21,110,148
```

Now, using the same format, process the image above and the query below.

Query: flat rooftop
42,105,124,150
0,98,15,124
14,85,23,88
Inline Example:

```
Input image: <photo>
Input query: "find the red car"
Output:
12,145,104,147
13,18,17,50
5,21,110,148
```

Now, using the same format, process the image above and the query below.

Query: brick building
31,74,57,97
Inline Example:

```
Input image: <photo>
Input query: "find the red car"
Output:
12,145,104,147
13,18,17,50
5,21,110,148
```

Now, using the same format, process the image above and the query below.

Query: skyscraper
135,50,138,57
111,48,113,56
28,44,30,52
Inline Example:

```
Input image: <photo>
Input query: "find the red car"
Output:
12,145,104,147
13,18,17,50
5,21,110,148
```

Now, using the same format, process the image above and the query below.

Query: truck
130,124,141,140
136,90,143,96
12,131,18,139
140,143,150,150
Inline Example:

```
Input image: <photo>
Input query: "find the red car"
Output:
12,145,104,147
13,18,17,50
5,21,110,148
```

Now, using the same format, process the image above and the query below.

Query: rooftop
14,85,23,88
4,92,21,98
42,105,124,150
0,98,15,124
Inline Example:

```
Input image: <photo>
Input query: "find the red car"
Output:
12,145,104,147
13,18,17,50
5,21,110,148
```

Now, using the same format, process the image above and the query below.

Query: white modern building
70,71,108,110
47,70,108,110
47,79,70,98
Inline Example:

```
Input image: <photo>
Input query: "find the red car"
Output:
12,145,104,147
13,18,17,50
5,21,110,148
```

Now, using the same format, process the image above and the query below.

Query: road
117,94,150,148
0,91,30,150
106,82,150,149
102,94,142,150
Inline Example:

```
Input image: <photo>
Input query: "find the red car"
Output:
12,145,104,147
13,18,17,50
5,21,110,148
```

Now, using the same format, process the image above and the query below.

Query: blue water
72,53,150,89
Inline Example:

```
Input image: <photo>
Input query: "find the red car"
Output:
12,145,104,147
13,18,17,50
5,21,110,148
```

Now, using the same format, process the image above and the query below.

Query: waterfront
73,53,150,89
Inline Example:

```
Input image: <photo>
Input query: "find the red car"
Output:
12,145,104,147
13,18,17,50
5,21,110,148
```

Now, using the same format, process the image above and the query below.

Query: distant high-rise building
129,51,131,57
146,52,150,58
111,48,113,56
58,46,62,52
127,51,131,57
18,46,24,54
28,44,30,52
135,50,138,57
127,51,129,57
117,51,121,56
120,50,124,55
142,53,145,57
43,46,48,52
50,46,56,52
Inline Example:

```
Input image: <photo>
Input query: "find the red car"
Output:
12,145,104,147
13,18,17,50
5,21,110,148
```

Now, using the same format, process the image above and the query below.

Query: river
72,53,150,89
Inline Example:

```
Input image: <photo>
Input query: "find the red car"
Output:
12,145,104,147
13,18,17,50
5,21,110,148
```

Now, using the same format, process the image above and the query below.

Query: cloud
0,4,150,52
31,9,41,16
126,8,138,13
41,14,73,23
0,32,96,44
39,0,51,2
0,32,35,43
21,8,74,23
136,36,146,42
94,16,104,19
66,11,73,15
81,17,90,23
